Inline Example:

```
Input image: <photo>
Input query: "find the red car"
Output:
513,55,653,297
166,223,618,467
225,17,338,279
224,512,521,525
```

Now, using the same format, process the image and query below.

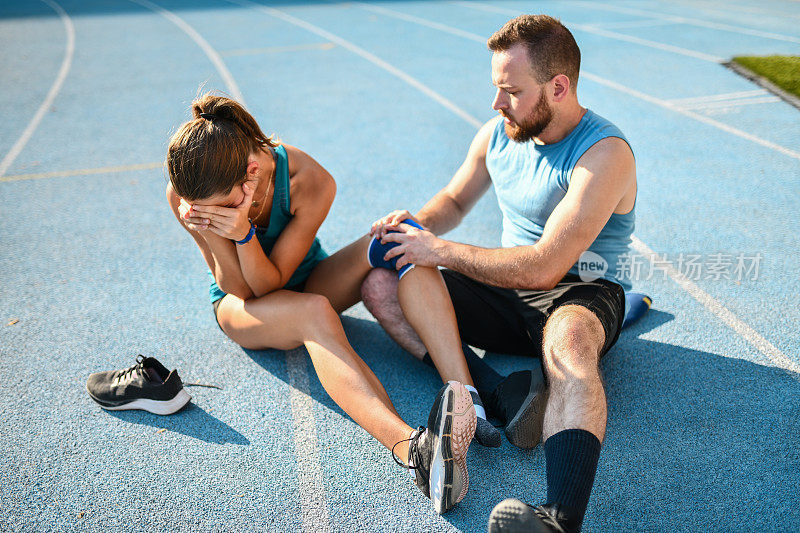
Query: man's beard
503,90,553,143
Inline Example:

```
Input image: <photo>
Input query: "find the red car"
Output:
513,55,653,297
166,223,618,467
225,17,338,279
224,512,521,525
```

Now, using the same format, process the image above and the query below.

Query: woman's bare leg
304,235,372,313
303,235,400,414
306,235,471,386
216,290,414,460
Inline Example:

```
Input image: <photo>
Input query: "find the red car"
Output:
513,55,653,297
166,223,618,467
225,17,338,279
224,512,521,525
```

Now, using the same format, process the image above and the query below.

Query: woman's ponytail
167,92,277,201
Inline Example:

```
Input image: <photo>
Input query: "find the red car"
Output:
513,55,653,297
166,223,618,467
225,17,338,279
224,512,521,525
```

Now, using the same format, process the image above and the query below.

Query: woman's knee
299,292,341,334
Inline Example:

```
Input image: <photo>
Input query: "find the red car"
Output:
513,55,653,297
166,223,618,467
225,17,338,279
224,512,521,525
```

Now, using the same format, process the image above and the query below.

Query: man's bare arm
385,137,636,290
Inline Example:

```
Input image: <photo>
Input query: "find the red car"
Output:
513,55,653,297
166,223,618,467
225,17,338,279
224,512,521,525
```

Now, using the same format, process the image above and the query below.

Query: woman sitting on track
165,92,475,514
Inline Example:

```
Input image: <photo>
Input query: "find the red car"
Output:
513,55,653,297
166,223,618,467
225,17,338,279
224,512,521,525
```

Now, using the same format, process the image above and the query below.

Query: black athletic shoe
490,363,548,449
86,355,191,415
470,390,502,448
487,499,569,533
395,381,476,514
475,416,502,448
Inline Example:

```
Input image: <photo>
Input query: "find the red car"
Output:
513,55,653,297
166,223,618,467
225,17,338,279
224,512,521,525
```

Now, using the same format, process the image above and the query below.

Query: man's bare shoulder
576,136,635,172
477,116,501,143
468,117,502,159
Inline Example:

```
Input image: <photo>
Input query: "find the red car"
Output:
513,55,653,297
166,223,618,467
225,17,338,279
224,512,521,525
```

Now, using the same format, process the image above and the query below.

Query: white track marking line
0,161,163,183
226,0,482,129
670,0,800,23
359,2,488,43
667,89,768,105
0,0,74,178
286,349,332,533
631,237,800,374
127,2,329,528
453,1,725,63
128,0,246,107
220,42,335,57
567,0,800,44
580,72,800,161
351,3,797,370
681,96,781,110
585,19,678,31
364,2,800,161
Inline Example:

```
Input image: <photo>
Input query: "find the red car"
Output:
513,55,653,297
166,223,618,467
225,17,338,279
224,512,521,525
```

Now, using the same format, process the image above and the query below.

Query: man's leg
362,268,537,447
362,267,523,396
362,268,532,389
539,304,607,532
360,268,428,358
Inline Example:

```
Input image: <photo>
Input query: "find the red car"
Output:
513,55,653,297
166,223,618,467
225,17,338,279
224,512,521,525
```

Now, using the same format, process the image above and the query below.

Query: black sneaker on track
488,499,569,533
394,381,476,514
469,389,502,448
490,363,548,449
86,355,191,415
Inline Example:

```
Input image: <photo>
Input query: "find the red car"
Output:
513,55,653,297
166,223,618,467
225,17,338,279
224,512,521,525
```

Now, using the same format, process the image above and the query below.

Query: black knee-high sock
421,345,504,399
544,429,602,531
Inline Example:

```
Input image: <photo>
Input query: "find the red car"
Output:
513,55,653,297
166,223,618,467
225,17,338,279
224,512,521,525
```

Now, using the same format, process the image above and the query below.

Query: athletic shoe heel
444,381,476,509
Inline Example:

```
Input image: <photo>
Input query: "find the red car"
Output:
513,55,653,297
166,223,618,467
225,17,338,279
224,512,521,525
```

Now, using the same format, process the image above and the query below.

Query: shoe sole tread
431,381,476,513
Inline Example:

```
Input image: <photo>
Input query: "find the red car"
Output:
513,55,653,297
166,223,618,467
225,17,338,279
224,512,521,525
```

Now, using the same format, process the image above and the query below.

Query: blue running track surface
1,1,798,531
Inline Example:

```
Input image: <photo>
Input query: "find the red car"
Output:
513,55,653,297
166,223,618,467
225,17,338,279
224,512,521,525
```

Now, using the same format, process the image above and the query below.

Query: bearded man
362,14,637,532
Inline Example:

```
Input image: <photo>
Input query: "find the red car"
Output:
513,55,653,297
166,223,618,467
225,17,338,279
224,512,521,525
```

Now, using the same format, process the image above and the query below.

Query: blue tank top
486,110,635,291
209,144,328,303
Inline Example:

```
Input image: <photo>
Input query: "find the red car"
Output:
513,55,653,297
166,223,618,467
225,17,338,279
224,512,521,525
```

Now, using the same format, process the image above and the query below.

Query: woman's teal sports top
208,144,328,303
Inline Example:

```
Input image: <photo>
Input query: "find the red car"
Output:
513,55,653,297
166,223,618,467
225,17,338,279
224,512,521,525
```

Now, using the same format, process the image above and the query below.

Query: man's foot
86,355,191,415
468,388,502,448
487,499,569,533
490,364,548,449
399,381,476,514
475,417,502,447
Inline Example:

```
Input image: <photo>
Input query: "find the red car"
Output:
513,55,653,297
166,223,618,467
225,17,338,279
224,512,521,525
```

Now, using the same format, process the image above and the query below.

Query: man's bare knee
361,268,400,320
542,305,605,379
361,268,427,359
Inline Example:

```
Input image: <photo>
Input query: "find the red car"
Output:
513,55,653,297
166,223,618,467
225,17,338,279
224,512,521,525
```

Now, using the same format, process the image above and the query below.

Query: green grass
732,55,800,99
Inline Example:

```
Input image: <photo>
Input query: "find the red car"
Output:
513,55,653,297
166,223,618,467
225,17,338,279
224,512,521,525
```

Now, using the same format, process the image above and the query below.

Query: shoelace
533,506,567,533
116,354,147,384
391,426,424,469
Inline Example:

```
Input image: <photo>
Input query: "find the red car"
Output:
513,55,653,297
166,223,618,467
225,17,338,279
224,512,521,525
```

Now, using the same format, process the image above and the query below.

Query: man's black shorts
441,269,625,359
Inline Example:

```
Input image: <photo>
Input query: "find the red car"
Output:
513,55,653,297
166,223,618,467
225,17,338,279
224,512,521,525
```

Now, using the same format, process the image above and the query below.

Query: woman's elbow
217,279,253,301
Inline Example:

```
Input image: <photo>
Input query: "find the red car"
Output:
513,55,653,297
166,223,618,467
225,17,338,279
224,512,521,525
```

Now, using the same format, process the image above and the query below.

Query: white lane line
363,2,800,161
631,237,799,374
0,161,163,183
453,1,725,63
667,89,768,105
566,0,800,44
220,42,335,57
350,3,797,371
580,72,800,161
585,19,678,31
128,0,246,107
285,349,332,533
359,2,488,43
226,0,483,129
0,0,74,178
670,0,800,23
128,1,329,528
681,96,781,110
